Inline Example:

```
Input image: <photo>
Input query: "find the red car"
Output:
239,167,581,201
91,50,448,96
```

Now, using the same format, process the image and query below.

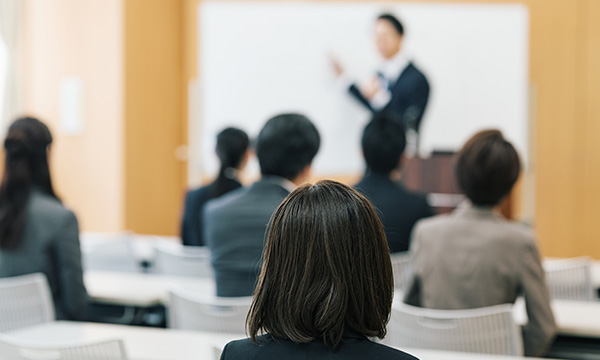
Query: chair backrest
81,232,139,273
152,244,213,278
0,273,54,332
167,287,252,334
386,303,523,356
0,334,127,360
543,257,595,301
390,252,413,291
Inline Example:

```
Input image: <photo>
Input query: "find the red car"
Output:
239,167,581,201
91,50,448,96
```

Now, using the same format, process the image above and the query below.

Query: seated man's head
361,112,406,176
456,129,521,207
256,113,320,184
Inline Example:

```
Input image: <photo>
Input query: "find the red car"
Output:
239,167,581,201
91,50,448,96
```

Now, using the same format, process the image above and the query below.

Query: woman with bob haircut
0,117,88,320
220,180,417,360
404,130,556,357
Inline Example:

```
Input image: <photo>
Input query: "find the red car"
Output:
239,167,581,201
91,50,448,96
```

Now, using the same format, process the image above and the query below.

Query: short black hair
378,13,404,36
361,112,406,175
256,113,320,181
455,130,521,206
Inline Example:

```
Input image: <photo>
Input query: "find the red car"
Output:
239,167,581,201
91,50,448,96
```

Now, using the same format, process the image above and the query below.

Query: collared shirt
261,175,296,193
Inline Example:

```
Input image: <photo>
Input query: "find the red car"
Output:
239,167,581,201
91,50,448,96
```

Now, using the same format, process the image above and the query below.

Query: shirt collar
260,175,296,193
380,50,410,82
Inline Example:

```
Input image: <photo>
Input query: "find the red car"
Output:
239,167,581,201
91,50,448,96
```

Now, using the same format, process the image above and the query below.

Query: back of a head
212,127,249,198
0,117,56,249
248,180,393,347
362,112,406,175
455,129,521,207
255,114,320,181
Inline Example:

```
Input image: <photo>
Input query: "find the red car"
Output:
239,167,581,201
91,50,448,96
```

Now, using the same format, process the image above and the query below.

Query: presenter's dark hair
0,117,57,249
455,129,520,206
378,13,404,36
211,127,249,198
362,112,406,174
255,113,320,181
247,180,394,347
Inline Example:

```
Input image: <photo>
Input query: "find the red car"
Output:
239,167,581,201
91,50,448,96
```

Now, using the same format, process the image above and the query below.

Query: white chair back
81,232,139,273
167,288,252,334
390,252,413,291
544,257,596,301
0,273,54,332
152,244,213,278
0,334,127,360
386,303,523,356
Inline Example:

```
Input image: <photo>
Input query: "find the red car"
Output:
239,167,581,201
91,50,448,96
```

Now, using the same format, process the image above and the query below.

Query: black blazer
355,173,433,253
221,333,418,360
181,177,242,246
349,62,430,132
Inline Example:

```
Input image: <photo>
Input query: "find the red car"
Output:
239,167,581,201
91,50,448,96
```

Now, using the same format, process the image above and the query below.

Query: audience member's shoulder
367,341,419,360
204,186,248,213
220,335,272,359
29,190,75,222
502,218,536,245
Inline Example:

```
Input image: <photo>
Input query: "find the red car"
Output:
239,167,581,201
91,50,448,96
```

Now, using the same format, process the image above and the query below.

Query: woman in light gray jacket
0,117,88,320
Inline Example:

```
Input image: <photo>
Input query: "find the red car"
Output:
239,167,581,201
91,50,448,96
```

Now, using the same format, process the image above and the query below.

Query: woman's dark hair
248,180,394,347
210,127,249,198
378,13,404,36
455,129,521,207
0,117,57,249
362,112,406,175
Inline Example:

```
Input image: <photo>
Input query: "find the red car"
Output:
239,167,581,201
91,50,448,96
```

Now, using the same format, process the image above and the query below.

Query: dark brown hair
0,117,57,249
455,129,520,206
247,180,393,347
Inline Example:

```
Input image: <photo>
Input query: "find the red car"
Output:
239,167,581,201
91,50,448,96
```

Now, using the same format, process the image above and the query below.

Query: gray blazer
0,190,88,320
404,204,556,357
204,177,290,297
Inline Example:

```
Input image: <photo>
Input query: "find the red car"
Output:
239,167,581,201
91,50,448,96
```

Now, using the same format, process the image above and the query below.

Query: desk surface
84,271,214,307
8,321,557,360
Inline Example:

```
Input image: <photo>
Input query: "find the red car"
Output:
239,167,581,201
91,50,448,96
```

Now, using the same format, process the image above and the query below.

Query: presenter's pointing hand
330,56,344,77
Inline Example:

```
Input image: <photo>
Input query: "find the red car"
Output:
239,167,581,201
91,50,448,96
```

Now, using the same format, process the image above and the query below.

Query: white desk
551,300,600,338
592,261,600,288
8,321,557,360
84,271,214,307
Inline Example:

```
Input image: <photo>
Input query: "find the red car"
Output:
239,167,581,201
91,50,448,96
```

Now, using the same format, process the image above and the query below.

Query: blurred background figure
404,130,556,357
355,112,433,253
204,114,320,297
332,13,430,151
181,127,250,246
0,116,88,320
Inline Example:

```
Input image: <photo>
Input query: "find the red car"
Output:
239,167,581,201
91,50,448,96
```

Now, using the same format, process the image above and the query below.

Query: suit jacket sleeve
519,240,557,356
348,84,375,113
391,74,430,131
54,210,89,320
181,191,193,245
403,224,423,306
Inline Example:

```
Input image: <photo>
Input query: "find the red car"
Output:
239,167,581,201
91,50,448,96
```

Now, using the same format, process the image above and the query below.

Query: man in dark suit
333,14,430,136
354,112,433,253
204,114,320,297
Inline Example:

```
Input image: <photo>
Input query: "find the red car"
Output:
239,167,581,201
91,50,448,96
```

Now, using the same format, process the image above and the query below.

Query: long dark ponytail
0,117,57,249
210,127,249,198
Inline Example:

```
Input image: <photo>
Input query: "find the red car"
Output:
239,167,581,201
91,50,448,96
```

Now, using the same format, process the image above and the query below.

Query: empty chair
386,303,523,356
0,273,54,332
543,257,595,301
0,334,127,360
168,288,251,334
81,232,139,273
152,244,213,278
390,252,413,291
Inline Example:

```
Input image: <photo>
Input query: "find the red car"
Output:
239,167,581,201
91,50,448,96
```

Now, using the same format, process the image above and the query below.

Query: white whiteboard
196,2,529,178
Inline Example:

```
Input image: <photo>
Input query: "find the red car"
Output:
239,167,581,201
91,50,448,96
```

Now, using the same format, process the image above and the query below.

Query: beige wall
21,0,124,232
